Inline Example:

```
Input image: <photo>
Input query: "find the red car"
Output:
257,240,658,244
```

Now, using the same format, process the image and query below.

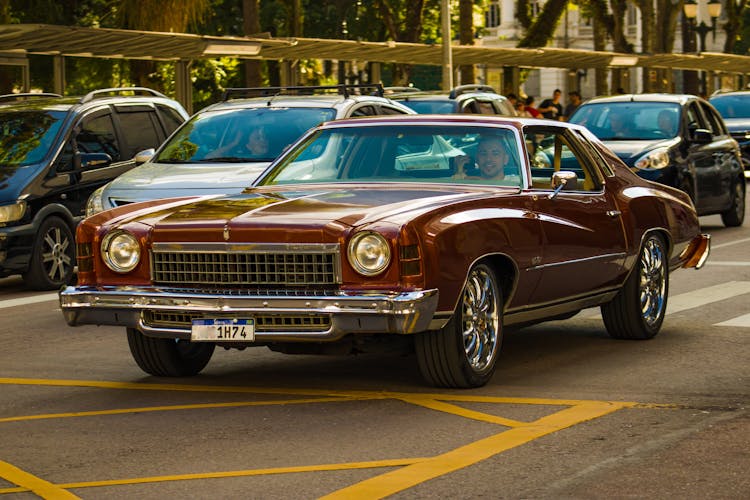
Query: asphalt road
0,204,748,499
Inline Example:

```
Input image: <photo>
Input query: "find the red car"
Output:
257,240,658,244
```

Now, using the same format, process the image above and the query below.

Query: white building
477,0,729,100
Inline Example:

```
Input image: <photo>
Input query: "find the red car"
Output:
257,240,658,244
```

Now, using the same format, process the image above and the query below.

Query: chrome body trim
59,286,439,341
526,252,627,271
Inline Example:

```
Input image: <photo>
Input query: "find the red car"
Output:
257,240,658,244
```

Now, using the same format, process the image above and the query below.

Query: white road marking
715,313,750,328
666,281,750,314
711,237,750,250
578,281,750,320
704,261,750,267
0,293,59,309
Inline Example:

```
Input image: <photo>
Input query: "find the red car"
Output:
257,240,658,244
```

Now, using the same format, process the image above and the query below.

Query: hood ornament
223,224,230,241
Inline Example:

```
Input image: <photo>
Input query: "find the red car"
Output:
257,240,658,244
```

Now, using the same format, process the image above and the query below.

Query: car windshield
0,110,66,167
400,100,457,114
155,107,336,164
710,94,750,119
569,102,681,140
258,124,523,188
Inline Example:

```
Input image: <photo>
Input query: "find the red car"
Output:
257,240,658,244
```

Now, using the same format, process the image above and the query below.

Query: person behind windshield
609,110,632,138
454,136,512,181
657,109,678,137
208,127,270,159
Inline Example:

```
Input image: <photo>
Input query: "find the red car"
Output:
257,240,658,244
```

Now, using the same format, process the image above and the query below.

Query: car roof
582,93,697,105
316,113,562,131
709,90,750,99
388,85,509,102
193,84,414,116
0,87,184,112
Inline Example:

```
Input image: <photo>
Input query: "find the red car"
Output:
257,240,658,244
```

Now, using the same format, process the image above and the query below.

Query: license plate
191,318,255,342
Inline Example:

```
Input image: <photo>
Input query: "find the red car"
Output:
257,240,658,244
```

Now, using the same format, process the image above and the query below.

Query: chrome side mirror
549,171,578,199
134,148,156,166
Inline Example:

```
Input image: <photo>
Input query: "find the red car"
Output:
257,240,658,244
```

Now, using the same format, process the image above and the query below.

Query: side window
116,109,162,158
477,100,496,115
699,102,726,136
350,105,377,117
524,126,601,192
685,103,706,134
377,105,409,115
156,104,185,135
460,100,479,114
76,113,121,162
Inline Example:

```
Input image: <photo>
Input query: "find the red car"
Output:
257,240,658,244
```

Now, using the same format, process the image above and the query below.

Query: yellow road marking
0,377,647,497
0,458,426,494
0,377,619,406
0,397,357,424
322,401,636,499
397,397,526,427
0,460,79,499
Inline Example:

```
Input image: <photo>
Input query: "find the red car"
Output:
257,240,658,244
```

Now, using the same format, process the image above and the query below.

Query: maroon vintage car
59,115,710,388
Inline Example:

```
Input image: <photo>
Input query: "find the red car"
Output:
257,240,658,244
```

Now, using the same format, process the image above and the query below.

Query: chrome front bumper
59,286,441,341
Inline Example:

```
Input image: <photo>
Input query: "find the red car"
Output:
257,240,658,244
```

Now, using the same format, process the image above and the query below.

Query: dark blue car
709,90,750,179
569,93,745,227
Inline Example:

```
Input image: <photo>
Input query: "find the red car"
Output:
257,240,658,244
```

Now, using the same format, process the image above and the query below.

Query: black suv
0,88,188,289
386,85,516,116
569,93,745,227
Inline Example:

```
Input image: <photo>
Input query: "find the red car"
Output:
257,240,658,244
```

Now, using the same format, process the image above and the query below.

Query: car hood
599,138,679,165
102,160,271,204
114,185,515,241
0,162,44,201
722,118,750,134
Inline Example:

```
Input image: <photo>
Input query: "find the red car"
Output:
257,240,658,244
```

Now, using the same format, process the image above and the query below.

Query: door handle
606,210,621,218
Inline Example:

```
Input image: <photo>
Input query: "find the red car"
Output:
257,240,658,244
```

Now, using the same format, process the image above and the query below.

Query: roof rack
221,83,385,101
449,85,498,99
0,92,62,103
79,87,167,104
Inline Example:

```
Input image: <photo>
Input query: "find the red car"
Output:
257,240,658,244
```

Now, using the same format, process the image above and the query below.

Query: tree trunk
592,15,608,96
516,0,567,48
243,0,262,86
0,0,13,93
458,0,475,84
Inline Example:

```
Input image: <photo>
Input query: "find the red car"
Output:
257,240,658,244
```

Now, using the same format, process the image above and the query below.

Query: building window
485,1,500,28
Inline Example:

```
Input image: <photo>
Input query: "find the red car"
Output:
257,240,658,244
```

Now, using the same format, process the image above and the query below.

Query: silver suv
387,85,517,116
87,84,415,215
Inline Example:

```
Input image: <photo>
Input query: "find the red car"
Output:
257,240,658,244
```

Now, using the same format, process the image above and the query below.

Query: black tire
23,216,75,290
720,180,745,227
127,328,215,377
415,263,503,388
602,234,668,340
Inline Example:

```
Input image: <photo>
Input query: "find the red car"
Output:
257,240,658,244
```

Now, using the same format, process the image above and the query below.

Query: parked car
0,88,188,290
387,84,517,116
86,84,415,217
709,90,750,179
60,115,710,387
568,93,745,227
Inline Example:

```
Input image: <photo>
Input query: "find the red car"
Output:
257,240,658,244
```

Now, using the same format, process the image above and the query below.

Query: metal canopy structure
2,23,750,72
2,23,750,110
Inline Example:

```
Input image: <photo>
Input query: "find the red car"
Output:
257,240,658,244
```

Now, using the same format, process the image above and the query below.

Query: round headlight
347,232,391,276
102,231,141,273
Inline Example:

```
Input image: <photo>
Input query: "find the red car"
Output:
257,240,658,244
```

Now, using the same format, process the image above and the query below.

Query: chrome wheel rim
639,238,666,327
461,267,499,372
41,226,72,283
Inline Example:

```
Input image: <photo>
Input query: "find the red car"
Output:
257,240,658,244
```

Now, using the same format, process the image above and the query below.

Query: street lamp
683,0,722,53
683,0,722,95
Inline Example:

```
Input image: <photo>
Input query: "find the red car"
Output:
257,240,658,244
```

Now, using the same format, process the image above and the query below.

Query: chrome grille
144,310,331,332
150,243,341,288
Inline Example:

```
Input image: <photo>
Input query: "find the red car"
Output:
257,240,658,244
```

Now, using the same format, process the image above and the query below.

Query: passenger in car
208,127,270,159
